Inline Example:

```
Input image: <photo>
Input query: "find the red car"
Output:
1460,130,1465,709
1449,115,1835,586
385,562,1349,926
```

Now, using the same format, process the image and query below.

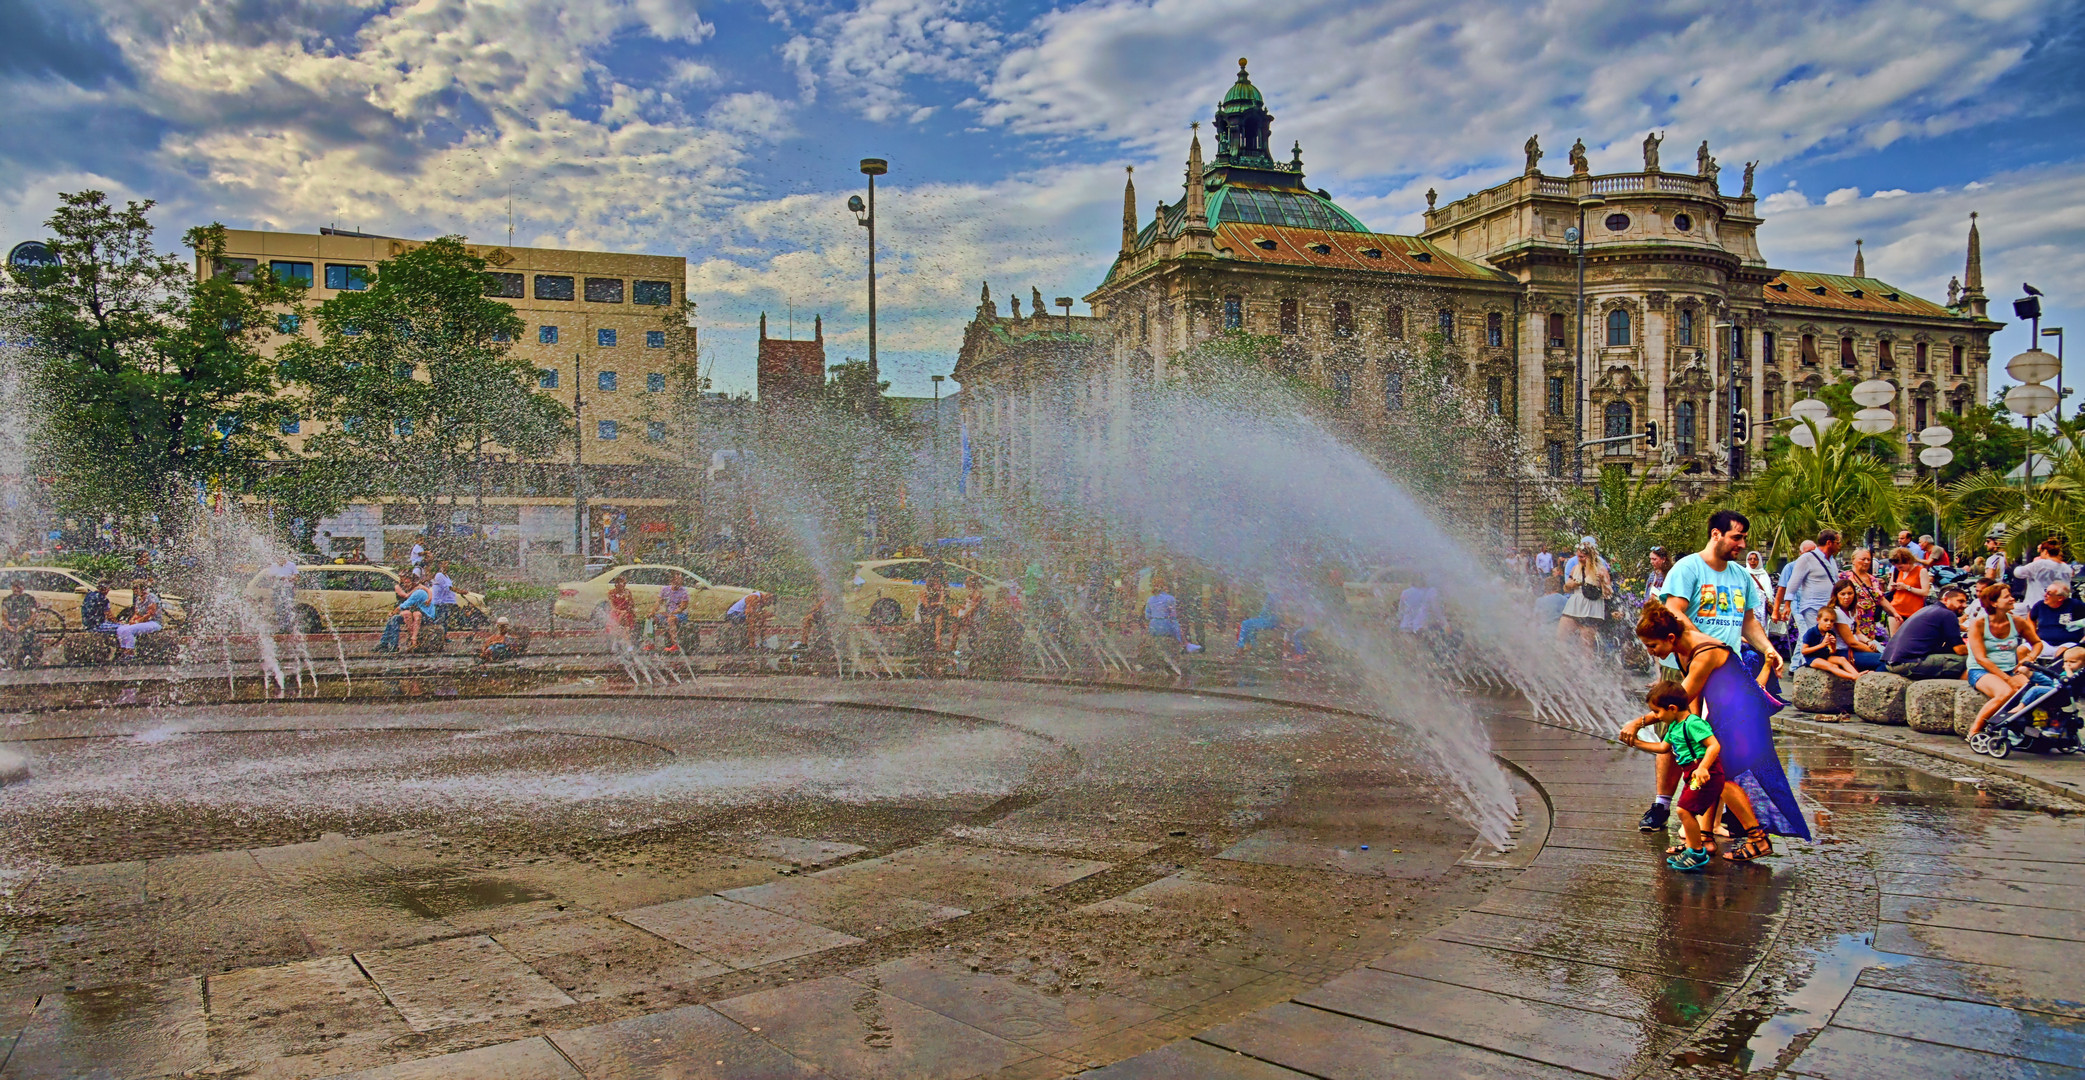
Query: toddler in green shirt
1619,680,1726,873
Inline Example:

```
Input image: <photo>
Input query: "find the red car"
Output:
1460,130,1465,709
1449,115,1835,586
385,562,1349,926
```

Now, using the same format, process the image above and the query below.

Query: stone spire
758,312,767,340
1121,166,1138,253
1182,123,1210,232
978,280,994,319
1853,238,1865,278
1962,211,1988,318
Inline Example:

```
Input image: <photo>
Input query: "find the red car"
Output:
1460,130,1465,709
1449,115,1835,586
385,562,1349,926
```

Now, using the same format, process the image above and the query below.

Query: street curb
1774,713,2084,809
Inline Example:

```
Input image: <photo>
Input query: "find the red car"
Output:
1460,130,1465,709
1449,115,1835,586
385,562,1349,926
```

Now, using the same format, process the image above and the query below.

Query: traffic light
1644,420,1659,448
1730,409,1749,444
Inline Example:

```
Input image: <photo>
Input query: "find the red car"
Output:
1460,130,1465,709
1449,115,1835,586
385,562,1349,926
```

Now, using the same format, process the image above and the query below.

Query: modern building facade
203,228,694,561
953,60,1999,541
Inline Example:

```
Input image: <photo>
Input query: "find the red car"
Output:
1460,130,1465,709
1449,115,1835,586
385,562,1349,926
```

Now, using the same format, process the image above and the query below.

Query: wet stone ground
0,676,2079,1078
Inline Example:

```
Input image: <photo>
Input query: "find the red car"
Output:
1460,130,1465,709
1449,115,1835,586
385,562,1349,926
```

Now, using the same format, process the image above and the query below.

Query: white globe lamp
1850,379,1897,408
2006,348,2061,385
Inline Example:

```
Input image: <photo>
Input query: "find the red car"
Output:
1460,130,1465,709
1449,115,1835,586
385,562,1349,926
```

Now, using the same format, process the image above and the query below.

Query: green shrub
49,551,133,583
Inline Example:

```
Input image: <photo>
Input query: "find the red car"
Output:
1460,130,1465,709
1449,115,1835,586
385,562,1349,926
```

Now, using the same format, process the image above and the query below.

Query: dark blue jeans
377,614,404,652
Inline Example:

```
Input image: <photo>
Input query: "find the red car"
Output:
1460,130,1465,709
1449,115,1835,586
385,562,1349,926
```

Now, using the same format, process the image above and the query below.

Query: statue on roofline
1643,131,1663,172
1569,138,1589,176
1524,134,1542,174
1742,161,1757,196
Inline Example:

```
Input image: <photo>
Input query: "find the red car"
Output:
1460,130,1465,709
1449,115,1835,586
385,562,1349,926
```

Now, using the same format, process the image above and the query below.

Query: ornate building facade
953,60,1998,538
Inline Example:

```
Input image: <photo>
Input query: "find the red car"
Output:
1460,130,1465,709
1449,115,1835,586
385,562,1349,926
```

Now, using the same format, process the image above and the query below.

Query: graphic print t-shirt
1658,553,1760,651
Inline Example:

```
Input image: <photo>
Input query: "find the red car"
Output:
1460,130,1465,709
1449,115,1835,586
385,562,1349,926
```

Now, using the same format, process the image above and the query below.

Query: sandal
1666,847,1712,873
1722,826,1773,862
1666,842,1715,856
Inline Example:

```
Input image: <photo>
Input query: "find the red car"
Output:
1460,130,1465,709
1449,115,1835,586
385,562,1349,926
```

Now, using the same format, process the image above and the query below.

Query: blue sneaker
1666,847,1711,873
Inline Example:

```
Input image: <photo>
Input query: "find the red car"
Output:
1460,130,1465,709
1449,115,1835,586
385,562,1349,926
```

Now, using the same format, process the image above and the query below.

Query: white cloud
1871,188,1909,199
782,0,1003,123
1825,187,1862,206
1760,189,1812,214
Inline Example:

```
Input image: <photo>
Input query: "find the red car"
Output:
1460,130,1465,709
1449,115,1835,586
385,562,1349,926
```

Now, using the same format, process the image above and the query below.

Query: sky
4,0,2083,403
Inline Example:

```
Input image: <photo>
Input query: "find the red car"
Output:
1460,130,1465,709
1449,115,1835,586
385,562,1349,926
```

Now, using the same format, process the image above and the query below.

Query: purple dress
1697,644,1812,840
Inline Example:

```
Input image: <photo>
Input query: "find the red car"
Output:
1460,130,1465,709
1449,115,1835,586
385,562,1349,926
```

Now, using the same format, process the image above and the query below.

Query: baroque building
953,60,1998,539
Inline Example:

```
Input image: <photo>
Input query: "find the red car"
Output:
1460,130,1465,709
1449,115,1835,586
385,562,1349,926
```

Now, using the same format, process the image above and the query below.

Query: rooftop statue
1742,161,1756,196
1643,131,1663,172
1524,134,1542,175
1569,138,1589,176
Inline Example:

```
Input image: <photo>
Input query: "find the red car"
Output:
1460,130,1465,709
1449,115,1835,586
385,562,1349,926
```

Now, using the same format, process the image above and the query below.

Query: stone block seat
1852,671,1909,724
1789,665,1855,715
1904,679,1962,733
1953,681,1991,736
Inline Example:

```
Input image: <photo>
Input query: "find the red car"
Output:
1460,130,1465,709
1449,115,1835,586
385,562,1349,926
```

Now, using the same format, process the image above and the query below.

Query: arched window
1437,309,1456,341
1384,369,1404,412
1604,399,1632,455
1606,308,1630,347
1332,301,1354,338
1677,309,1694,347
1674,401,1696,457
1486,312,1504,347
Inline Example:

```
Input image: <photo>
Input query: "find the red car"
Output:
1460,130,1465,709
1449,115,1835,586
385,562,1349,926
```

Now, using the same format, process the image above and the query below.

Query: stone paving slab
1854,954,2085,1021
353,935,576,1031
206,954,410,1067
1364,937,1728,1030
1786,1023,2085,1080
1876,869,2073,910
322,1035,583,1079
810,844,1113,910
4,977,208,1080
849,953,1164,1057
1880,893,2085,939
1078,1037,1314,1079
1874,919,2085,975
496,850,791,915
1196,1000,1597,1079
1435,911,1762,984
548,1003,825,1079
716,877,969,939
492,914,733,1002
1216,829,1462,878
1829,985,2085,1066
618,896,863,970
1892,853,2085,886
708,974,1041,1079
739,837,870,869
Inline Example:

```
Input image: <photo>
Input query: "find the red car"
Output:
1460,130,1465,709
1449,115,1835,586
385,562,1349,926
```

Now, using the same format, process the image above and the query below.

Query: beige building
954,61,1999,541
203,228,693,560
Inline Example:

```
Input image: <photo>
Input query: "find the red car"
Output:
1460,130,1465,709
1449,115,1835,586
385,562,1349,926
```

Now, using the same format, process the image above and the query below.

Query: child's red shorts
1675,761,1728,817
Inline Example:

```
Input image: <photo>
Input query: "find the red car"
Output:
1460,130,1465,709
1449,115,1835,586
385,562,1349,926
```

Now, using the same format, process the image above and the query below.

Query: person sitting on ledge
478,617,515,662
1882,586,1970,679
2027,581,2085,649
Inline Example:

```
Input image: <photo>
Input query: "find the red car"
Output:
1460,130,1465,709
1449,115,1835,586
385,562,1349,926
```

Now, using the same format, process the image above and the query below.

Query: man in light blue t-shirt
1640,509,1783,834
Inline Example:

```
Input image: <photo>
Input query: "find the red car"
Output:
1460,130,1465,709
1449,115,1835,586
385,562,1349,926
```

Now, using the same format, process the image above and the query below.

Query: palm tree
1563,465,1677,580
1947,435,2085,559
1743,418,1906,557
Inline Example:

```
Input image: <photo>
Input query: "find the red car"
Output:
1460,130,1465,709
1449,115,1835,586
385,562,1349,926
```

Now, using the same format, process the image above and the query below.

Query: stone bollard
1789,665,1855,714
1905,680,1960,734
1853,671,1910,724
1953,683,1990,737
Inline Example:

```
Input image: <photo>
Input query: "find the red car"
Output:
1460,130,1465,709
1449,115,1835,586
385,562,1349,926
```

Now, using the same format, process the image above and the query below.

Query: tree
0,192,300,523
275,237,569,536
1561,465,1678,581
1946,436,2085,559
1743,415,1909,557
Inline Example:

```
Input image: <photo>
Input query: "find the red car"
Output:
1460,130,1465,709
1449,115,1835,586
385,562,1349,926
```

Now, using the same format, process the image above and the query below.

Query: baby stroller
1970,655,2085,758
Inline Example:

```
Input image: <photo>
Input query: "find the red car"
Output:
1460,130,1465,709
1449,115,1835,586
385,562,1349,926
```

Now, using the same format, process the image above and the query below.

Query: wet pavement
0,675,2079,1078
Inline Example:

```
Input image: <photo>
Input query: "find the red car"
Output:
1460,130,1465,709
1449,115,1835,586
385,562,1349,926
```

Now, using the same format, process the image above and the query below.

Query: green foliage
1935,395,2030,482
274,237,571,528
1946,436,2085,559
1561,466,1677,579
49,550,132,584
483,582,552,604
0,192,301,521
1743,414,1908,557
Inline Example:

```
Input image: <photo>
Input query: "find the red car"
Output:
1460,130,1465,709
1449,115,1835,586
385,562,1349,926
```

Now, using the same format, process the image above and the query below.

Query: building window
597,371,617,392
1547,375,1566,416
215,257,257,282
1800,334,1818,365
484,271,525,298
1604,399,1632,455
1332,301,1354,338
324,264,368,291
280,418,300,435
597,420,617,440
647,372,665,392
343,323,362,336
1764,385,1777,419
1762,331,1776,364
1915,396,1929,431
539,325,559,345
1916,342,1929,372
1606,308,1630,347
1548,313,1566,348
1678,309,1695,347
1387,306,1404,340
1332,367,1353,405
342,416,359,434
584,277,625,303
598,328,617,347
276,313,300,334
270,261,313,287
1487,376,1504,416
633,280,673,305
1840,336,1856,368
1547,440,1565,477
1730,324,1746,359
646,330,666,348
1878,339,1894,371
1279,298,1299,335
1138,308,1149,342
1223,295,1243,330
538,368,559,389
534,274,575,301
648,421,666,442
1675,400,1696,457
1384,370,1404,412
1437,309,1455,341
1952,346,1964,375
1486,312,1504,347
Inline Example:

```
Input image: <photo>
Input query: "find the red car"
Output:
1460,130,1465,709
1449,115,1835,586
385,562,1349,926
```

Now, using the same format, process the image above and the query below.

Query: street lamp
2043,327,2066,420
2007,339,2061,495
1714,320,1739,475
1571,194,1606,486
851,158,888,394
930,374,945,543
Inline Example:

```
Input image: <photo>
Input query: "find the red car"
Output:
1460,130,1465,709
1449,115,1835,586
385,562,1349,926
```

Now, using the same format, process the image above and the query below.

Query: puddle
396,877,554,920
1672,932,1893,1071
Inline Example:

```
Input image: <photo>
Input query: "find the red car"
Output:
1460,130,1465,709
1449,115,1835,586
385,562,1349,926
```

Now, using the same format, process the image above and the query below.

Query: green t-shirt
1667,713,1715,767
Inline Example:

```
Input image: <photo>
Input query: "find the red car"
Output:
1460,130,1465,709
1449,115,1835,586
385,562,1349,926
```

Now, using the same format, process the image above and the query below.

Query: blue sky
4,0,2083,400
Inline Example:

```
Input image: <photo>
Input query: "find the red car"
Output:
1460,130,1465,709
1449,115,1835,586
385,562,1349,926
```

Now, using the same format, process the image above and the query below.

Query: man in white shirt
409,542,426,570
1535,548,1555,578
2013,539,2075,599
1781,530,1843,665
428,561,460,627
1983,535,2009,584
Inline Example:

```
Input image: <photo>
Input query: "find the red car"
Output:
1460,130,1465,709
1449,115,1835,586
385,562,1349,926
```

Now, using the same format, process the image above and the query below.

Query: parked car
0,566,187,629
239,564,491,632
844,559,1009,625
553,564,755,624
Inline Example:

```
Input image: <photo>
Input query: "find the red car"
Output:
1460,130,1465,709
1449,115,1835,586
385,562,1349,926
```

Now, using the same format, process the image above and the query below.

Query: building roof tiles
1763,270,1958,319
1211,224,1513,283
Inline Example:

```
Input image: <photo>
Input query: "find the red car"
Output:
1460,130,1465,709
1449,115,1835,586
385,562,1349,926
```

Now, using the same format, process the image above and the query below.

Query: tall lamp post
571,352,586,559
849,158,888,396
2044,326,2066,421
1570,194,1606,487
930,373,944,542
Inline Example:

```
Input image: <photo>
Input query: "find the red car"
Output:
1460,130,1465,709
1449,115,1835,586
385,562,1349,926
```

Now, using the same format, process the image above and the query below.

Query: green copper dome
1221,58,1263,107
